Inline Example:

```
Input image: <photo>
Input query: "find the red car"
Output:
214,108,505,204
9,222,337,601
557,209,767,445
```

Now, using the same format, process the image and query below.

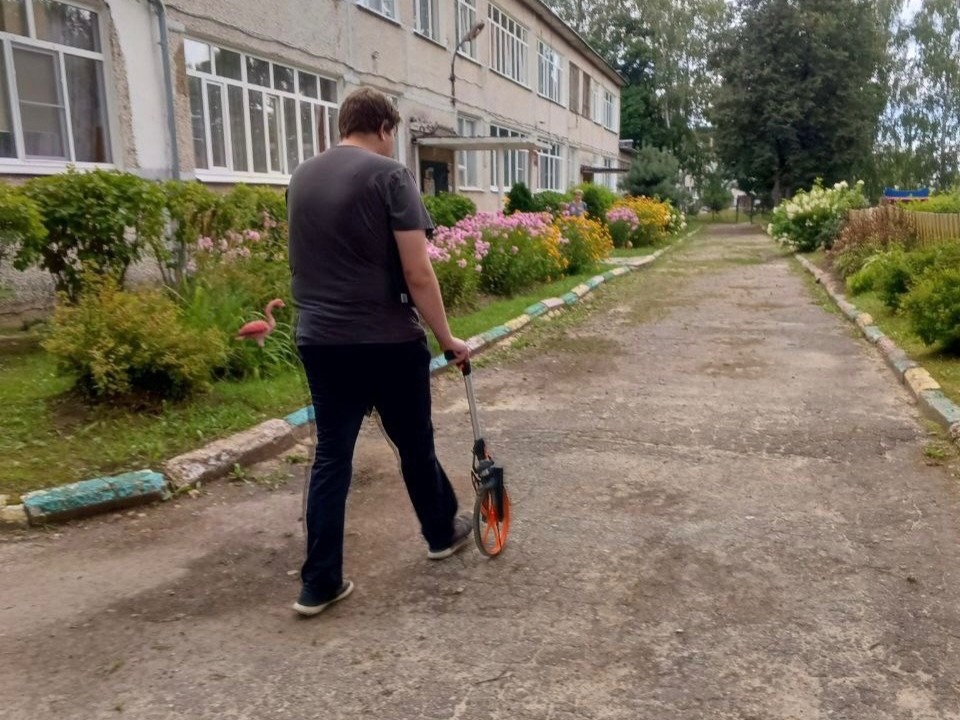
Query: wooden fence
848,206,960,246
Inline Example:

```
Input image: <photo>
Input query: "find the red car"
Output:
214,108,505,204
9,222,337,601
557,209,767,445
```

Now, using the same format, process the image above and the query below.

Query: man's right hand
441,336,470,367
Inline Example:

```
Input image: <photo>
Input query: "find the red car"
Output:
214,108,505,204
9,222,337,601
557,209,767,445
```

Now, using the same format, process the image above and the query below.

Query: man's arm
394,229,469,364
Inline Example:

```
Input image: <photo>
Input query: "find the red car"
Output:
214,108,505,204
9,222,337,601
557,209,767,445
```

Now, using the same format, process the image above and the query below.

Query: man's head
338,87,401,158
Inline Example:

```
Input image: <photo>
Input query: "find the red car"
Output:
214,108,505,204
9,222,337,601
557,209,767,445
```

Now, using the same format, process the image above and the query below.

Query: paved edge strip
2,230,697,528
794,253,960,444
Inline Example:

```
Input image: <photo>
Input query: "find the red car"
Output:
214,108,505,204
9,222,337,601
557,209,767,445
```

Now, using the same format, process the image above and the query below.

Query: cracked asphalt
3,225,960,719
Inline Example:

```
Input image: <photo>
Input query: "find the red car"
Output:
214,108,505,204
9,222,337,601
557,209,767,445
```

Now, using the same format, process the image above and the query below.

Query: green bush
505,182,535,215
422,192,476,228
531,190,569,216
18,169,167,302
769,180,868,252
43,278,226,400
577,183,617,222
902,266,960,352
907,190,960,214
163,180,220,280
0,183,46,268
848,243,960,311
620,147,683,207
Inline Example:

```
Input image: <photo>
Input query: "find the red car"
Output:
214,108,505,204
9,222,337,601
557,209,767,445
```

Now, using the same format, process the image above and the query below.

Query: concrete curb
794,253,960,442
2,230,694,528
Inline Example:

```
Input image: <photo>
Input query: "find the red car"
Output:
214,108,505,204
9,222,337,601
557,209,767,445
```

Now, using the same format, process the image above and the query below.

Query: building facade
0,0,623,210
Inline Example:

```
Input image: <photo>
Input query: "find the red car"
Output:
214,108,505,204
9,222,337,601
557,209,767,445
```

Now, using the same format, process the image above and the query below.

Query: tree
621,147,683,205
701,172,734,216
711,0,887,203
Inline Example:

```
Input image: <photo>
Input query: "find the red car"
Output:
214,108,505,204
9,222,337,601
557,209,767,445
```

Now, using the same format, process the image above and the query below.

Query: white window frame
357,0,398,21
488,4,528,87
592,83,602,124
0,0,115,172
602,156,617,191
185,38,339,183
602,89,616,131
456,115,480,189
538,141,563,192
456,0,479,60
489,123,526,191
415,0,440,41
537,40,562,105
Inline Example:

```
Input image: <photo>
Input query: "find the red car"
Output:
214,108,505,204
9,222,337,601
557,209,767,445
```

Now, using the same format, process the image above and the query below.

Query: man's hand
441,336,470,366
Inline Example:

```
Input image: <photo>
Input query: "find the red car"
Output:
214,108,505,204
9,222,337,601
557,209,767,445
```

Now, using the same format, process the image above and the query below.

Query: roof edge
518,0,625,87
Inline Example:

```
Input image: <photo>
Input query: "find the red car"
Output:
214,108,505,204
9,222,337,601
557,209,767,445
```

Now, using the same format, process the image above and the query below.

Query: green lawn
1,260,650,497
845,291,960,407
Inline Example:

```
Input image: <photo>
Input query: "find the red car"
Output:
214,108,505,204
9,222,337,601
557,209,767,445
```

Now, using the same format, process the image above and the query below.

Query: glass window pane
298,71,317,99
184,39,212,73
319,77,337,103
246,56,270,87
64,54,110,162
35,0,100,51
207,83,226,168
0,48,15,157
248,89,266,172
214,47,242,80
187,75,207,169
0,0,26,35
283,96,298,171
299,102,314,159
227,85,247,171
266,94,281,172
273,64,294,92
13,47,67,159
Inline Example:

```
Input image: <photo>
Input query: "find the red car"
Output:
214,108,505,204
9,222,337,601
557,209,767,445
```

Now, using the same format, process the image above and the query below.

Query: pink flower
197,236,214,251
510,245,519,254
475,264,482,272
457,258,468,268
244,229,262,242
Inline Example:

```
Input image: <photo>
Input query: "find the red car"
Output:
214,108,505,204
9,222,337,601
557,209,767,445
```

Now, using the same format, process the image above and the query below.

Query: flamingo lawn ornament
237,298,285,347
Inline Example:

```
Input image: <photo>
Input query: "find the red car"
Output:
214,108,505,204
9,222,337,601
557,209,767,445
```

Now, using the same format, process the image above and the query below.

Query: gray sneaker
292,580,354,617
427,514,473,560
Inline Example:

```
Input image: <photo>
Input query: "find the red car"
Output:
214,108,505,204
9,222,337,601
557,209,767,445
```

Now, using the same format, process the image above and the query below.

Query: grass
845,290,960,406
2,254,666,496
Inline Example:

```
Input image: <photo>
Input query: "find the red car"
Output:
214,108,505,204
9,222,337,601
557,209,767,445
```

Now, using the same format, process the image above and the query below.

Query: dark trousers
297,339,459,598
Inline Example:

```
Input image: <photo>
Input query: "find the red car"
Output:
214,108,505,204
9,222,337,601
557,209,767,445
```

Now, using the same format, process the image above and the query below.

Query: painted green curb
22,470,168,525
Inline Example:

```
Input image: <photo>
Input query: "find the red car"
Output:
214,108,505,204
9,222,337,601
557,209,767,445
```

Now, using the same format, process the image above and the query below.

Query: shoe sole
427,533,472,560
292,580,355,617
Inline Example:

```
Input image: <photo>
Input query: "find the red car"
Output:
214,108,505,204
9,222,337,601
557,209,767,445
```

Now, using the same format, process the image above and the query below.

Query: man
287,88,472,617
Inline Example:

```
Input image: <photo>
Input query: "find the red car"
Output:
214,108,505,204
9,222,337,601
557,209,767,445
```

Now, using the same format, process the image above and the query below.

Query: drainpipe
146,0,185,279
146,0,180,181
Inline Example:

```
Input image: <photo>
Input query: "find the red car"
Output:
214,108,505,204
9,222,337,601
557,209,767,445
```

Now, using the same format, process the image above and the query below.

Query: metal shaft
463,373,482,443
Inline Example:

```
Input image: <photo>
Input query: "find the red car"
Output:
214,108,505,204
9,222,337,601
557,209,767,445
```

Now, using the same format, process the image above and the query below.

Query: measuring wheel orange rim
474,485,510,557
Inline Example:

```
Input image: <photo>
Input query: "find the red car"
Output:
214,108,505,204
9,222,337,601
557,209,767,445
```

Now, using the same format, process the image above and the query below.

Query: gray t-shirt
288,146,434,345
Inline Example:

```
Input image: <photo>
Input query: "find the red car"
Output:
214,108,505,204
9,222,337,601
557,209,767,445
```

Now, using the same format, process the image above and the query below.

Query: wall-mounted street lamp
450,21,485,107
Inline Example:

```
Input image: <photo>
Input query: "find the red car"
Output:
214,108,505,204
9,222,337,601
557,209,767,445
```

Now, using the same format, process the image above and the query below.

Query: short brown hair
338,88,401,138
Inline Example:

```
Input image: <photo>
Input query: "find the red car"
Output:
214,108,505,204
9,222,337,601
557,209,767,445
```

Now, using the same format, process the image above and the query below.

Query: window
591,83,601,124
0,0,111,164
488,4,527,85
568,62,580,114
490,124,526,190
456,0,478,59
602,90,616,130
357,0,397,20
185,39,339,178
457,116,479,188
581,73,591,117
537,41,562,104
601,156,617,191
415,0,439,41
538,142,562,192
